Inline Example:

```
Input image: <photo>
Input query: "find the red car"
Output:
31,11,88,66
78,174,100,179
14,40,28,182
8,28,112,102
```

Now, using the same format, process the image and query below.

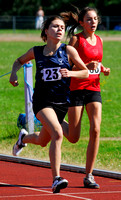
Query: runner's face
81,11,98,33
46,19,65,41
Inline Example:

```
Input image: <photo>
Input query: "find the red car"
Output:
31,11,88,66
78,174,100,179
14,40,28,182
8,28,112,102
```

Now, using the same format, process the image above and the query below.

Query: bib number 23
43,67,61,81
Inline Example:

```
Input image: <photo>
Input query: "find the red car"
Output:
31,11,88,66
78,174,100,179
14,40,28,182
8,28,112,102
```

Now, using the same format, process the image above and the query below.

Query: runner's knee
68,135,80,143
40,140,50,147
90,126,100,138
51,126,63,142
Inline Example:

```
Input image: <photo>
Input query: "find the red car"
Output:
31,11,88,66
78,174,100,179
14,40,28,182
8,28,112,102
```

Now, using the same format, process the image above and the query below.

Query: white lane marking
67,191,121,195
1,182,121,199
0,182,91,199
59,193,92,200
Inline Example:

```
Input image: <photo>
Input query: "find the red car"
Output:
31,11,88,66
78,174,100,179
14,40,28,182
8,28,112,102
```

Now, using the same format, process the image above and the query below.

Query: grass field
0,30,121,172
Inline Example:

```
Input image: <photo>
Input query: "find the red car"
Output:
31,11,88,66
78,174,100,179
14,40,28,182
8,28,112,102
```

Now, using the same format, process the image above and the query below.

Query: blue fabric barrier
17,113,42,130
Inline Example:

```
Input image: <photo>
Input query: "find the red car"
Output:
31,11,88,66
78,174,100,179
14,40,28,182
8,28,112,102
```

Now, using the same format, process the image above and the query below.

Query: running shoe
52,177,68,193
83,173,100,189
12,129,28,156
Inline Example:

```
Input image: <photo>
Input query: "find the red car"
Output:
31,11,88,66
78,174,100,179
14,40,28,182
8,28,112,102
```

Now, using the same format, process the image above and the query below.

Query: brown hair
41,15,65,42
60,7,101,36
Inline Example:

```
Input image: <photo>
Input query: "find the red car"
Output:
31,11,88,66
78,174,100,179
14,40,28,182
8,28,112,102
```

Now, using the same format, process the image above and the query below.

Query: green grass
0,31,121,172
0,29,41,34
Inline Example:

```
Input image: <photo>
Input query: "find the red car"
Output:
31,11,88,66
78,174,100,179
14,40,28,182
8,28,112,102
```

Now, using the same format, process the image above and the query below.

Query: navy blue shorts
70,89,102,106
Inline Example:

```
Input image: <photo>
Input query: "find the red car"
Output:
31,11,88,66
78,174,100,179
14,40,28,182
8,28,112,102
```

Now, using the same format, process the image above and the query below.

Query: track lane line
67,191,121,195
0,182,92,200
1,182,121,199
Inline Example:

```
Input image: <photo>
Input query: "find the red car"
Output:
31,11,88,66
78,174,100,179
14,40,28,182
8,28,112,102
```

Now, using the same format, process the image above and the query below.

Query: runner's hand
103,68,110,76
9,73,19,87
60,68,71,77
86,61,99,70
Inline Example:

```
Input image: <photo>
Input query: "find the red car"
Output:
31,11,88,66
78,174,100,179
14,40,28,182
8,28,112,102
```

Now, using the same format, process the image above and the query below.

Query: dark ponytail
60,9,80,36
60,6,101,36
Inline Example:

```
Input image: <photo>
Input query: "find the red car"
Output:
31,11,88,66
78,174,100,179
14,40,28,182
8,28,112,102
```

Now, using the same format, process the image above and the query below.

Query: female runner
9,15,88,193
61,7,110,189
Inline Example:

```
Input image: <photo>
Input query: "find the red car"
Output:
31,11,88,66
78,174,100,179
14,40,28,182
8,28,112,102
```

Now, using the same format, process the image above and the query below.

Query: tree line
0,0,121,17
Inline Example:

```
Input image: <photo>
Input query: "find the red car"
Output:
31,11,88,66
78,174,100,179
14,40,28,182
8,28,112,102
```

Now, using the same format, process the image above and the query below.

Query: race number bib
88,62,101,75
42,67,62,81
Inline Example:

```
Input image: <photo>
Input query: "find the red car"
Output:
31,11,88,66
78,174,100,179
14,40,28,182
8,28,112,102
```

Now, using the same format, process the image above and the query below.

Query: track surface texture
0,160,121,200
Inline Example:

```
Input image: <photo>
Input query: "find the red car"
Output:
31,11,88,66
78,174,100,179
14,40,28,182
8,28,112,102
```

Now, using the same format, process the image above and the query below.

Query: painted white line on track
0,195,91,200
67,191,121,195
1,182,121,199
0,182,91,200
0,194,61,199
59,193,92,200
0,182,52,194
0,194,92,200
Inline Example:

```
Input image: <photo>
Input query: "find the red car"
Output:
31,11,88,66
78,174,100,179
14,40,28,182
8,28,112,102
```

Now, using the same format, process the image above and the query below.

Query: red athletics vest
70,33,103,91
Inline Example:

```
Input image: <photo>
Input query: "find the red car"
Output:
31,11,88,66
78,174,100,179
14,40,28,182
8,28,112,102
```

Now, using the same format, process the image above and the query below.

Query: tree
0,0,121,16
0,0,42,16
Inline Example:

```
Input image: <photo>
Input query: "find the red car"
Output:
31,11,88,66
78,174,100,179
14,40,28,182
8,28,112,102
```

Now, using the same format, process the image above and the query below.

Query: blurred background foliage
0,0,121,16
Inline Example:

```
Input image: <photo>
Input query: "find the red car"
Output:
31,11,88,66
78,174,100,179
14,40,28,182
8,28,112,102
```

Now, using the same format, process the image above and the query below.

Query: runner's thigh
36,107,63,137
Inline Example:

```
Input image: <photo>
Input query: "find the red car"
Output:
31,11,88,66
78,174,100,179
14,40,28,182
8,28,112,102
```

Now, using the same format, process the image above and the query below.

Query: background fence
0,16,121,31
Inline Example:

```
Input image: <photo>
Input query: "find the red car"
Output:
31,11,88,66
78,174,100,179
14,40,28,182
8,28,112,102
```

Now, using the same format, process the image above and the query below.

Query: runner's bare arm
9,48,34,87
63,45,89,79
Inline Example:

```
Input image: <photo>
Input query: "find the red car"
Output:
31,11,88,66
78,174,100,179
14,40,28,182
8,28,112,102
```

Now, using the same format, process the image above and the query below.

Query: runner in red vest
61,7,110,189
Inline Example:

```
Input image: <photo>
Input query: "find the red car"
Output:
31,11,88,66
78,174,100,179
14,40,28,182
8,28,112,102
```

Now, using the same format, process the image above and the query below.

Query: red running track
0,160,121,200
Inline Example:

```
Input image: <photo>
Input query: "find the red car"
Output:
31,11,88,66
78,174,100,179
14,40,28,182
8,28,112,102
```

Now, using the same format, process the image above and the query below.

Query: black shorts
33,97,68,124
70,89,102,107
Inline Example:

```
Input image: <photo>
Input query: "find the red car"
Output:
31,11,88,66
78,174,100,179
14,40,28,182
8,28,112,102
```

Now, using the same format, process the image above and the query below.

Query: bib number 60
88,62,101,75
